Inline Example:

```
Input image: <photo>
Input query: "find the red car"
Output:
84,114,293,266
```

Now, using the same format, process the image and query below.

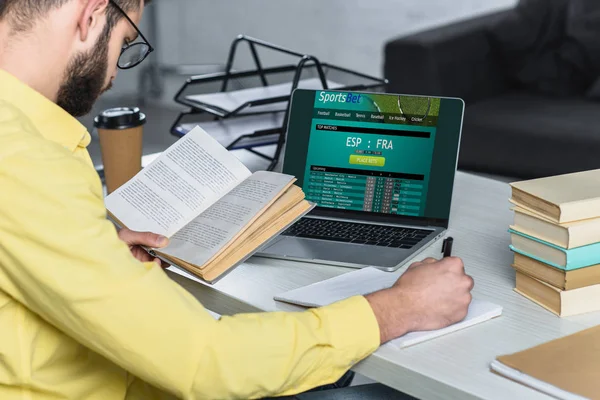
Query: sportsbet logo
318,91,362,104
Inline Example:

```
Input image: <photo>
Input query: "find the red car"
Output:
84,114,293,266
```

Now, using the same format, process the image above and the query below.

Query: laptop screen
283,90,464,228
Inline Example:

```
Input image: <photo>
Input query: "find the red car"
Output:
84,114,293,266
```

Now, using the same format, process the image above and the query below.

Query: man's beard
56,30,111,117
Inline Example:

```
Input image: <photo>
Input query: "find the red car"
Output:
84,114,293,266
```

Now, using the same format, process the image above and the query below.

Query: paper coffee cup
94,107,146,194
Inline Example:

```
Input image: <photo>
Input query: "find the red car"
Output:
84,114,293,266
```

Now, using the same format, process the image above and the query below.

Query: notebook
490,360,587,400
491,325,600,399
274,267,503,349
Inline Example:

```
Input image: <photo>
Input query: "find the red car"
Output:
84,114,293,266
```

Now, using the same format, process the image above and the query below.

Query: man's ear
77,0,110,43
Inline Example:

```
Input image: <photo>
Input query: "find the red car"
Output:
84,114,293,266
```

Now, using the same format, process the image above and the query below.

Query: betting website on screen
303,92,442,217
284,90,463,223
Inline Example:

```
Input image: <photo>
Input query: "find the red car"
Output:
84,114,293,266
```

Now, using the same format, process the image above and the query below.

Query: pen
442,237,454,258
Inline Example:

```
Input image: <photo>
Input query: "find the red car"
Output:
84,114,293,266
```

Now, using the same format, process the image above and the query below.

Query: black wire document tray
171,112,285,151
184,78,344,116
171,35,388,170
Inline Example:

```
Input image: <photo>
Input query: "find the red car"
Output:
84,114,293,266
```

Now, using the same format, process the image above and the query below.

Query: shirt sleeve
0,147,380,399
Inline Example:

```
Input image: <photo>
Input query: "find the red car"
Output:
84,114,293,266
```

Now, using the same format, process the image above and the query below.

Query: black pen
442,237,454,258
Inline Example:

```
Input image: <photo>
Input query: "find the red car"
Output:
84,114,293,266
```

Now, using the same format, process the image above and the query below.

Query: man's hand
365,257,474,344
118,228,170,266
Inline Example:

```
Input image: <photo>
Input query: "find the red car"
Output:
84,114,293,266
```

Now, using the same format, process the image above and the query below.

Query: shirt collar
0,68,91,152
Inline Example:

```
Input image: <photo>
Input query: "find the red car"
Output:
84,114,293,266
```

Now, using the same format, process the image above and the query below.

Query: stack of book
509,169,600,317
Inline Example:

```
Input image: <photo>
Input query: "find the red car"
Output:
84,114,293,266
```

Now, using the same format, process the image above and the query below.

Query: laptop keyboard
282,219,432,249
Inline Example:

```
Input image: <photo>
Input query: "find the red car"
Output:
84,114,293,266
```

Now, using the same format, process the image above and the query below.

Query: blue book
509,229,600,271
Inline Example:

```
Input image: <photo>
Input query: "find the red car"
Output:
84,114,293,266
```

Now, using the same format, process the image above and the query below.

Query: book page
200,195,311,282
159,187,309,283
105,126,251,237
160,171,295,266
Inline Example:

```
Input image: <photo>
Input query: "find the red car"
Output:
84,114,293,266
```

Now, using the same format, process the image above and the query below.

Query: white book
274,267,503,349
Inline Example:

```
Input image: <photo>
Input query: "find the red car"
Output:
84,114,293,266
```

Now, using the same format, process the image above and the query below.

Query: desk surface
166,171,600,400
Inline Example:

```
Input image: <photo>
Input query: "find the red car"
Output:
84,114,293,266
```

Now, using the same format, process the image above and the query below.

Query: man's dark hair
0,0,150,32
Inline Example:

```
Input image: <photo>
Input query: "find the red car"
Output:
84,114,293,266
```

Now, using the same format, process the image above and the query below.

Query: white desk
166,171,600,400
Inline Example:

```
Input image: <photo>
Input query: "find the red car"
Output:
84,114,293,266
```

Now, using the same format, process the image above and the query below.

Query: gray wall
107,0,518,105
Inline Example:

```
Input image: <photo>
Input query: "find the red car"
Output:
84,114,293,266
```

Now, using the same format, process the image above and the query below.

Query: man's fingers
152,257,170,269
119,228,169,248
407,261,422,270
466,274,475,291
408,257,438,270
130,246,154,262
445,257,465,273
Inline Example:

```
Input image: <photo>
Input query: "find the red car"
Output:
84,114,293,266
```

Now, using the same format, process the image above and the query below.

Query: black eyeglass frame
108,0,154,69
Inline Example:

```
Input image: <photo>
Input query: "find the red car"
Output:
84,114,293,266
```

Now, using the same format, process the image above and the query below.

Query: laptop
256,89,464,271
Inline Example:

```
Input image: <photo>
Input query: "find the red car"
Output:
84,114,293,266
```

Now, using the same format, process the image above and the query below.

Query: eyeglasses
108,0,154,69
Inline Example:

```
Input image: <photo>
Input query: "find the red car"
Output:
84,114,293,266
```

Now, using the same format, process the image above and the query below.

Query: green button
349,155,386,167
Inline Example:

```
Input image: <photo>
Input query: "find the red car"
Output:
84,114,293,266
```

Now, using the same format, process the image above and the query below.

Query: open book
105,126,314,283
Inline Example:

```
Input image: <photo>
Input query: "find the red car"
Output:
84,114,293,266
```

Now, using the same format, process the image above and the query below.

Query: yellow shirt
0,69,380,400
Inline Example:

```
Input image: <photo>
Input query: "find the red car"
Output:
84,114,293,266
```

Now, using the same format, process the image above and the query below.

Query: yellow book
511,205,600,249
510,169,600,224
512,252,600,291
515,271,600,317
106,126,313,283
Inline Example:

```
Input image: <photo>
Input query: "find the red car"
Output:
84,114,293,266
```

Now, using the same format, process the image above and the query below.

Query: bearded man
0,1,474,399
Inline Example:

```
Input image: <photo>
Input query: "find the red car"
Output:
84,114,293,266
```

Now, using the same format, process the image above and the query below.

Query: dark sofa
384,9,600,179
